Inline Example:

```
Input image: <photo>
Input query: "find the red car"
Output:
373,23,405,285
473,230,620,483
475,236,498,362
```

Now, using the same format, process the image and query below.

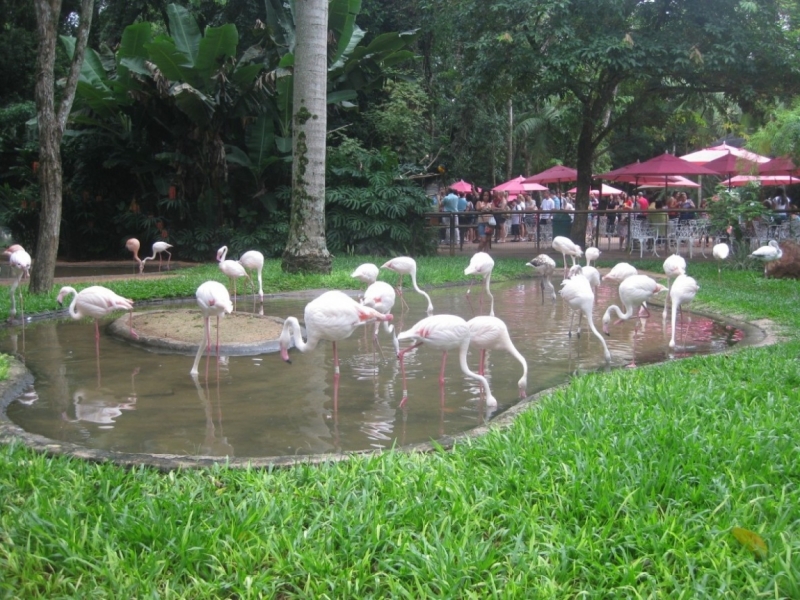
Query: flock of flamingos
2,233,784,409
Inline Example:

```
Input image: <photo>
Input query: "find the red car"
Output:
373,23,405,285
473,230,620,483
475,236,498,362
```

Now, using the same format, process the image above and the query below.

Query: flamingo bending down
361,281,399,355
141,241,173,272
56,285,138,348
585,247,601,267
567,264,600,295
125,238,143,273
712,242,730,282
552,236,583,275
191,281,234,375
396,314,496,407
380,256,433,315
560,267,612,362
238,250,265,302
526,254,557,304
601,262,638,284
749,240,782,276
351,263,379,287
467,315,527,398
216,246,250,311
669,274,700,349
464,252,495,317
5,245,31,320
662,254,687,320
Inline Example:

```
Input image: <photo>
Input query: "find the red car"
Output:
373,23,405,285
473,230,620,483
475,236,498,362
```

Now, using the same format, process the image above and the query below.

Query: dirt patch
129,309,284,344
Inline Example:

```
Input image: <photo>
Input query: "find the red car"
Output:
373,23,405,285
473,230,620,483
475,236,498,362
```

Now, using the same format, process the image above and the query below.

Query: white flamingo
216,246,250,311
662,254,687,320
5,244,31,320
552,236,583,275
560,266,612,362
56,285,138,352
467,315,527,398
749,240,782,277
361,281,399,355
279,291,391,400
380,256,433,315
191,281,234,375
397,314,496,407
712,242,729,282
526,254,557,304
567,264,600,295
350,263,379,287
125,238,143,274
464,252,495,317
668,274,700,350
585,246,601,266
602,275,666,367
141,241,173,272
238,250,264,302
601,262,638,284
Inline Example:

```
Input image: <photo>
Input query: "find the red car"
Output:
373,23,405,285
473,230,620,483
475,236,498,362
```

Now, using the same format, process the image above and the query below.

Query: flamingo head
654,283,668,294
56,286,71,307
601,313,611,334
518,377,527,399
215,247,226,262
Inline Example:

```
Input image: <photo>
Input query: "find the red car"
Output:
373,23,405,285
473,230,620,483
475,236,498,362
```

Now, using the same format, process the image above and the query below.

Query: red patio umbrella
680,143,770,165
598,153,718,179
758,156,800,177
492,176,547,194
721,175,795,188
523,165,578,184
636,175,701,189
449,179,475,193
567,183,624,195
703,152,759,190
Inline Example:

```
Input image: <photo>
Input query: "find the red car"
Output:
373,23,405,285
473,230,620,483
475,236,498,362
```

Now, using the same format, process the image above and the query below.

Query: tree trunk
506,97,513,181
31,0,94,294
573,116,596,248
281,0,332,274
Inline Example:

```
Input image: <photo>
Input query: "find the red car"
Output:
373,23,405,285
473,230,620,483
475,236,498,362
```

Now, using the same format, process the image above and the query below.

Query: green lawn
1,257,799,598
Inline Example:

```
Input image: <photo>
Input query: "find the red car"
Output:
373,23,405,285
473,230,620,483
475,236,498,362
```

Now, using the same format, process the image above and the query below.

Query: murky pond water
2,280,747,458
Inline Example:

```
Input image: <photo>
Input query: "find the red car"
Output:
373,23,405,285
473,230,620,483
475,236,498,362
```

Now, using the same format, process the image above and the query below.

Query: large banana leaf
167,4,201,66
117,22,152,77
195,25,239,79
246,115,275,168
328,0,362,68
170,83,214,126
146,38,200,88
60,37,108,90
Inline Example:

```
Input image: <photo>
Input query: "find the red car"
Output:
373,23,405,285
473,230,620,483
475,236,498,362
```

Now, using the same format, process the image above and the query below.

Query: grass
1,255,800,597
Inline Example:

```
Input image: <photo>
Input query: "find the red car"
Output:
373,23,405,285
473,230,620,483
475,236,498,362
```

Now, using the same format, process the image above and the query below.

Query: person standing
475,191,493,251
492,191,508,243
442,189,460,244
524,194,537,241
540,190,555,225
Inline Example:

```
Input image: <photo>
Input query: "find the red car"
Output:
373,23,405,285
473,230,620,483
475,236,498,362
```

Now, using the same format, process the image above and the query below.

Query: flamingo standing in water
552,236,583,275
526,254,557,304
467,315,527,398
560,266,612,362
601,262,637,285
216,246,250,311
464,252,495,317
351,263,379,288
585,247,601,267
280,291,391,407
662,254,687,320
141,241,173,272
380,256,433,315
238,250,264,302
601,275,666,367
749,240,782,277
396,314,495,407
57,286,138,353
668,274,700,350
191,281,233,375
712,242,729,282
5,244,31,320
567,263,600,295
361,281,399,355
125,238,143,274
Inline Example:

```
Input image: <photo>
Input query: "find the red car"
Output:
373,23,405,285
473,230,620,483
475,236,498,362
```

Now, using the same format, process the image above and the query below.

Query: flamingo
668,274,700,350
749,240,782,276
238,250,264,302
396,314,496,407
585,246,601,266
662,254,687,320
467,315,527,398
125,238,143,273
279,291,392,407
560,267,612,362
601,275,666,367
526,254,557,304
56,286,138,352
567,263,600,295
350,263,379,287
5,244,31,320
361,281,399,355
141,241,173,272
191,281,234,375
216,246,250,311
380,256,433,315
712,242,730,282
464,252,495,317
552,236,583,275
601,262,638,284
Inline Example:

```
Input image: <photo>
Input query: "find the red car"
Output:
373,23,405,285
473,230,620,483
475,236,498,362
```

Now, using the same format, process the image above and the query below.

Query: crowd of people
433,185,796,250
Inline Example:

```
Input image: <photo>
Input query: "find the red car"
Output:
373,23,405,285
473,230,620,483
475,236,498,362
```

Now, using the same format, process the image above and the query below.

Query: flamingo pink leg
479,349,486,376
215,315,221,357
397,341,422,408
439,350,448,385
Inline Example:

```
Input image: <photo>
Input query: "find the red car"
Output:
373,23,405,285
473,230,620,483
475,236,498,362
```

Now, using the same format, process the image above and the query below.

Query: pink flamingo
56,286,138,354
464,252,495,317
560,266,611,362
669,274,699,349
602,275,666,367
350,263,379,287
125,238,143,273
216,246,250,311
238,250,264,302
380,256,433,315
5,244,31,320
601,261,638,284
526,254,557,304
361,281,399,355
662,254,687,320
141,241,173,272
396,314,496,408
467,315,527,398
552,236,583,275
191,281,234,375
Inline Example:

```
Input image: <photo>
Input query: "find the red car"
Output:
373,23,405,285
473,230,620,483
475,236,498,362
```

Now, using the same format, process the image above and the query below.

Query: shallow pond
2,279,747,459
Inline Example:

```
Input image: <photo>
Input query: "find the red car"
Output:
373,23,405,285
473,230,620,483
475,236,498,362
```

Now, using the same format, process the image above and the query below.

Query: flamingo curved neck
484,274,494,317
218,246,228,262
584,310,611,361
281,317,318,353
457,339,496,406
604,303,633,323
